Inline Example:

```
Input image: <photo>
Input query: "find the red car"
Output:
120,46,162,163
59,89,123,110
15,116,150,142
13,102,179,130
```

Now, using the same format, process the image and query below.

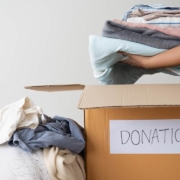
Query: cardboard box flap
25,84,85,92
78,84,180,109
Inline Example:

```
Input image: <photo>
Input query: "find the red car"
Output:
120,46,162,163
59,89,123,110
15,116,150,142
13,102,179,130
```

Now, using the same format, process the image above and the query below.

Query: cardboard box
25,84,180,180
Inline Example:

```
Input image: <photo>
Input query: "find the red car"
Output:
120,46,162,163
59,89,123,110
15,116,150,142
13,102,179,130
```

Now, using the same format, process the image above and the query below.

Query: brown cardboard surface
24,84,180,179
85,107,180,180
25,84,85,92
25,84,180,108
79,84,180,109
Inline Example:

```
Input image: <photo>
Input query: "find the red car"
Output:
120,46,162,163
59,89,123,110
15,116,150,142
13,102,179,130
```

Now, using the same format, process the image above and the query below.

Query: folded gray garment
102,21,180,49
8,115,85,154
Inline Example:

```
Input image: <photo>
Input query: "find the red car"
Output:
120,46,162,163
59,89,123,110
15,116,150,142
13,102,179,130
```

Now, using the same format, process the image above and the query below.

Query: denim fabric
9,115,85,154
89,35,179,85
122,4,180,21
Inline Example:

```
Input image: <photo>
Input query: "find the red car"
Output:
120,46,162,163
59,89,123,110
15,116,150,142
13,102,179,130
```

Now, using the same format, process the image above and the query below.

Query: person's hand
118,46,180,69
118,51,151,69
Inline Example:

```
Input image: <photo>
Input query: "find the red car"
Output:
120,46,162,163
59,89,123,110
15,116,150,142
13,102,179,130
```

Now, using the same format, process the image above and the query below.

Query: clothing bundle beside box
0,96,86,180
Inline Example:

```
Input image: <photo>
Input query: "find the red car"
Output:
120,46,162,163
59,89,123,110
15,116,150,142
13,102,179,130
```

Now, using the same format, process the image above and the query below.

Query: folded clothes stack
0,97,86,180
89,4,180,84
123,4,180,27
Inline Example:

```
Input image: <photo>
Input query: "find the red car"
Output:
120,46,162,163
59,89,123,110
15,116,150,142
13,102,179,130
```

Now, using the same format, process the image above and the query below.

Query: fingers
118,51,134,59
118,51,128,56
118,51,147,68
123,58,134,66
118,51,143,60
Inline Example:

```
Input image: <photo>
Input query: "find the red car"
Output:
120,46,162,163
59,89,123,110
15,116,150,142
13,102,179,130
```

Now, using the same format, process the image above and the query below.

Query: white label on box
110,120,180,154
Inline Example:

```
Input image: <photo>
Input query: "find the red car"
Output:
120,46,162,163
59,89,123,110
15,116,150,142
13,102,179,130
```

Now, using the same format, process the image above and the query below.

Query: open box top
25,84,180,109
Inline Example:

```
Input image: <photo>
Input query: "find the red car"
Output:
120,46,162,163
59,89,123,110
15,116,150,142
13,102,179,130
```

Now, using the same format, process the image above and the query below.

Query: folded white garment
43,147,86,180
127,17,180,27
0,97,43,144
89,35,179,84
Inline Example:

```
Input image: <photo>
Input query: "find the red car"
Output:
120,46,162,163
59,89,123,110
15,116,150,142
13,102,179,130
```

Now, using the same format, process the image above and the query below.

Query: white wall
0,0,180,126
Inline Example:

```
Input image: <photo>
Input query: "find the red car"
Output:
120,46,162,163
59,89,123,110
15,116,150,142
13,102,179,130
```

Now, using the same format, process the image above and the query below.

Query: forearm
145,46,180,69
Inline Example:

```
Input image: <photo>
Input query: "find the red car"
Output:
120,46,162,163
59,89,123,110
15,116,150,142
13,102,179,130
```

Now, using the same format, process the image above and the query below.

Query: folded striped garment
127,17,180,28
113,19,180,38
122,4,180,21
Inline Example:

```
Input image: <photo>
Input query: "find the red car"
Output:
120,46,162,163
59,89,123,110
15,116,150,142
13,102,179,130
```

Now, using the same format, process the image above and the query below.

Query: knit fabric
102,21,180,49
3,149,50,180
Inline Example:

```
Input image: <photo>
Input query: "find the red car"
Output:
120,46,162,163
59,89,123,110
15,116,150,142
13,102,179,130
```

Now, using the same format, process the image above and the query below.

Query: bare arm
118,46,180,69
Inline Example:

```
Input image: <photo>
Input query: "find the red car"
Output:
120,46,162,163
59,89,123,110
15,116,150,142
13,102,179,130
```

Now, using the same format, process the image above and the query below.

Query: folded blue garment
122,4,180,21
89,35,179,84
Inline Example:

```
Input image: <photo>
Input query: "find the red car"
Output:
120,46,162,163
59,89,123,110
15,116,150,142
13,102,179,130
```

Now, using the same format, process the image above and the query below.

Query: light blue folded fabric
89,35,179,84
122,4,180,21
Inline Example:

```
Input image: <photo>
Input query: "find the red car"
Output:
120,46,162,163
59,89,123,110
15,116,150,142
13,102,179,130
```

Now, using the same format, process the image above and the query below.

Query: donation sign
110,120,180,154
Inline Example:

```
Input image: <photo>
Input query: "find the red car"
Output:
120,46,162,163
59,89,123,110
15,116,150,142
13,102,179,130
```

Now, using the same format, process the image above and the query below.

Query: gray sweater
102,21,180,49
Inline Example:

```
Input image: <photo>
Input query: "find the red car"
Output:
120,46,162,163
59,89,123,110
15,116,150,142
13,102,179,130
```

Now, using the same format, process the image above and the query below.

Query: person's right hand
118,51,151,69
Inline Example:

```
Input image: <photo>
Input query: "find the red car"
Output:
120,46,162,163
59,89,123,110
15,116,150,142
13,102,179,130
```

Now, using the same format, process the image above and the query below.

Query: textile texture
113,19,180,38
0,97,43,144
129,9,180,21
43,147,86,180
122,4,180,21
102,20,180,49
127,17,180,28
9,115,85,154
89,35,179,85
3,149,50,180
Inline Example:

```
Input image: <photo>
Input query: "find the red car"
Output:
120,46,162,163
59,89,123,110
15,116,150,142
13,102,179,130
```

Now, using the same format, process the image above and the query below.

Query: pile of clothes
89,4,180,84
0,97,86,180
